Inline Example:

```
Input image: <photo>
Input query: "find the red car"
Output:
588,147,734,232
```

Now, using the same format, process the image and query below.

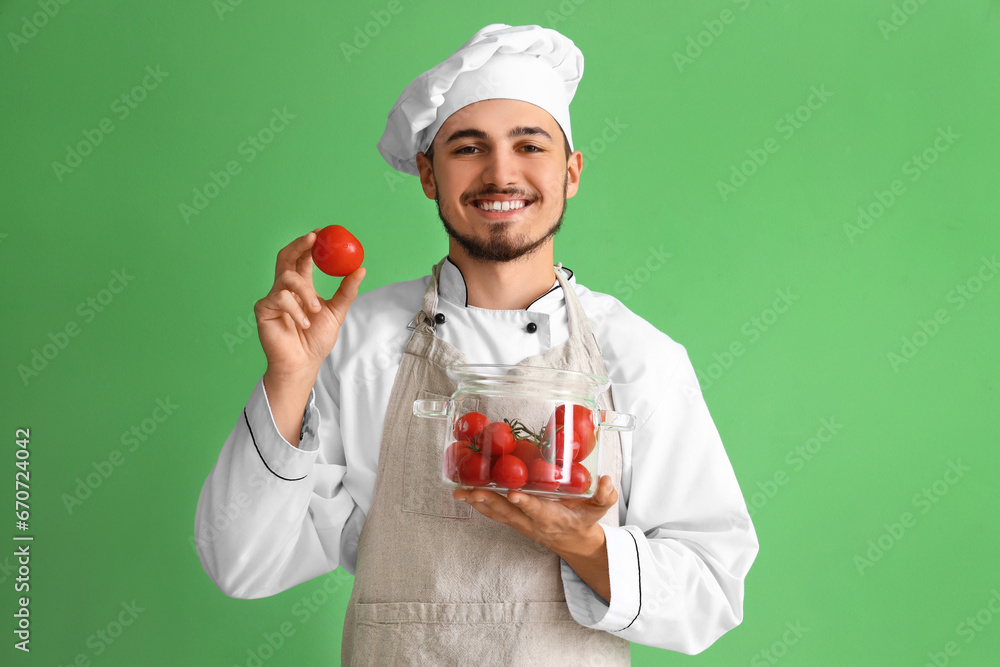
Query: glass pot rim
446,363,611,396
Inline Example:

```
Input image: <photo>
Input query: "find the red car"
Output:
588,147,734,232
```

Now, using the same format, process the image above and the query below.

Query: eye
454,145,482,155
520,144,543,153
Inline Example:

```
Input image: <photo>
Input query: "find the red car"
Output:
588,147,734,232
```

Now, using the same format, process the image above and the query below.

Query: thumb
325,266,366,322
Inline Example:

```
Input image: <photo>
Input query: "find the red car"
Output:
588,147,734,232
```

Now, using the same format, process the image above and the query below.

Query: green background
2,0,998,664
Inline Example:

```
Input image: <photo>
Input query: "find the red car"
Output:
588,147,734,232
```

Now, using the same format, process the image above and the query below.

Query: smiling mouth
471,199,532,212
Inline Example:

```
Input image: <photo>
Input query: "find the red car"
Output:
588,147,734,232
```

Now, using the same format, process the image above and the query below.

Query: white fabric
378,23,583,175
195,258,759,654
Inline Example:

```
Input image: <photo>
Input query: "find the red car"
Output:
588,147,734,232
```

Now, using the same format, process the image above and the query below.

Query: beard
435,180,567,263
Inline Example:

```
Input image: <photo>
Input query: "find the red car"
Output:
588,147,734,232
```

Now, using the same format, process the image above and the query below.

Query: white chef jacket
195,258,758,654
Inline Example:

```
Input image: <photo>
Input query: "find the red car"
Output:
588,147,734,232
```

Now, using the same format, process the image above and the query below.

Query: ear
565,150,583,199
416,151,437,200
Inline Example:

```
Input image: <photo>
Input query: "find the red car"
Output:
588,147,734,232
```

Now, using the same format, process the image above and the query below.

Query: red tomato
526,459,562,492
479,421,515,458
546,404,597,463
491,455,528,489
453,412,489,442
458,453,491,487
511,438,541,466
443,440,475,482
559,462,593,495
311,225,364,277
541,429,579,465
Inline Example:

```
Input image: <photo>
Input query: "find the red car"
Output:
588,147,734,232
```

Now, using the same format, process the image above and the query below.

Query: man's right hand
254,230,365,445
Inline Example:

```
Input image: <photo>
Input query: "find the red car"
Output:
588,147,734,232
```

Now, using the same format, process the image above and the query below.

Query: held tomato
453,411,489,442
491,455,528,489
311,225,364,277
443,440,475,482
559,462,593,495
526,459,563,492
511,438,541,466
457,453,491,487
479,421,515,458
546,404,597,463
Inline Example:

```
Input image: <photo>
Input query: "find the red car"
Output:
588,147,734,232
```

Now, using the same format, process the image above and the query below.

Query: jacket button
525,322,538,334
435,313,446,324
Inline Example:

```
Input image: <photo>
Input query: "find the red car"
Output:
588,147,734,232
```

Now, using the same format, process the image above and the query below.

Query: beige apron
342,259,631,666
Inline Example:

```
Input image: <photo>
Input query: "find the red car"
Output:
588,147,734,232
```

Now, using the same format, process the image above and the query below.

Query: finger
270,289,311,328
324,266,367,323
467,490,531,529
589,476,618,508
276,269,322,313
274,231,317,279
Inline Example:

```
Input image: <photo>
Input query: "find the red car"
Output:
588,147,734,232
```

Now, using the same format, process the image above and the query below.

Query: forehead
434,99,562,143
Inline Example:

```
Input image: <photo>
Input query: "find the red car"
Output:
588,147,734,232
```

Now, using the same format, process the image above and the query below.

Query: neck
447,240,556,310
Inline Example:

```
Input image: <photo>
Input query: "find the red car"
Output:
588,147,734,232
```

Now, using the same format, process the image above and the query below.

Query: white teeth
476,200,527,211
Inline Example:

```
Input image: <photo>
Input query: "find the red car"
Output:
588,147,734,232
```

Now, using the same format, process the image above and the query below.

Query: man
196,23,758,664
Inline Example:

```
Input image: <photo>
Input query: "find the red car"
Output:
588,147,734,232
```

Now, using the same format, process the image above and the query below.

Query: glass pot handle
413,399,451,419
597,409,636,432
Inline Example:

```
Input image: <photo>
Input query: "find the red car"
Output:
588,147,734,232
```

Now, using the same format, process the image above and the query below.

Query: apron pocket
402,389,472,519
348,601,629,667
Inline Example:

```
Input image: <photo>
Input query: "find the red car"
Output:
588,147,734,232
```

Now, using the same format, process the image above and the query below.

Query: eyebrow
443,126,554,144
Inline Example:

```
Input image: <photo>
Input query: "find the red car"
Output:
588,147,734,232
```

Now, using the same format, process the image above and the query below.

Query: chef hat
377,23,584,175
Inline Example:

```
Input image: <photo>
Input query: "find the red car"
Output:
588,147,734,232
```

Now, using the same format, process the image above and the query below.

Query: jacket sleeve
194,363,364,599
561,350,759,653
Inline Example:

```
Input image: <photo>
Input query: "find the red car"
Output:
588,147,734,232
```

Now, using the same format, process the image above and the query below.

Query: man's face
416,99,582,263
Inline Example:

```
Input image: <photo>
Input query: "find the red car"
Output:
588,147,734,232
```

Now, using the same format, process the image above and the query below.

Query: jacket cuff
561,524,642,632
245,377,319,481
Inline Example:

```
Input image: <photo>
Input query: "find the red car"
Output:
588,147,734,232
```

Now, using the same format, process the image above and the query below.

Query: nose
480,148,518,187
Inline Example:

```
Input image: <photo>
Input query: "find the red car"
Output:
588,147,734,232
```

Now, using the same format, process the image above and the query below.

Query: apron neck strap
416,258,600,355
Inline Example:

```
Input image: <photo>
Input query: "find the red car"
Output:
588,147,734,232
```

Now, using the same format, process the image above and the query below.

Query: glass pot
413,364,635,499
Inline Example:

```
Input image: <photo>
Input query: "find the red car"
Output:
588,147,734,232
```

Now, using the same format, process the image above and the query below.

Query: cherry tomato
511,438,541,466
546,404,597,463
458,453,491,487
541,429,579,465
453,411,489,442
559,462,593,495
443,440,475,482
526,459,562,492
311,225,364,277
479,421,515,459
491,455,528,489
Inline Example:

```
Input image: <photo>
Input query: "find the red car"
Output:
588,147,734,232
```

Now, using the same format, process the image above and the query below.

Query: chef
195,23,758,664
